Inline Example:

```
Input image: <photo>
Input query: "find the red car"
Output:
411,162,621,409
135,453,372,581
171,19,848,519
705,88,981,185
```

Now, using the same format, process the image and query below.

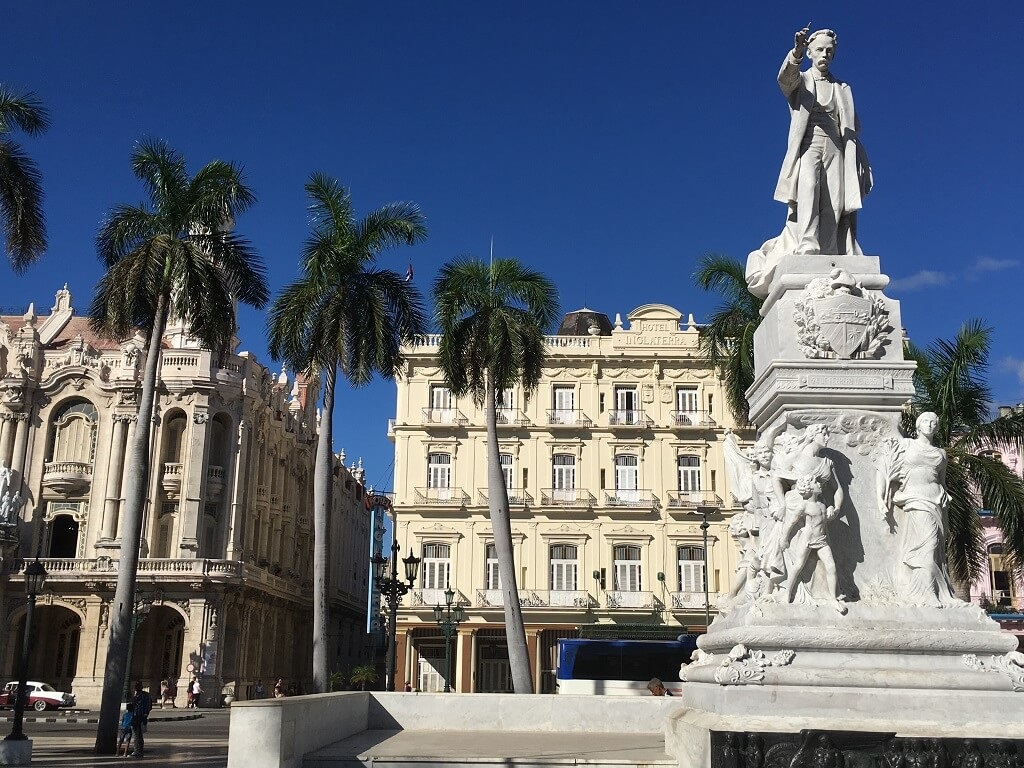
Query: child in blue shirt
118,710,133,757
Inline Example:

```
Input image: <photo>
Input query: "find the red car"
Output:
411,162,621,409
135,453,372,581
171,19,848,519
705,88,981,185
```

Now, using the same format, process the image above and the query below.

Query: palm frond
0,87,50,137
0,137,47,270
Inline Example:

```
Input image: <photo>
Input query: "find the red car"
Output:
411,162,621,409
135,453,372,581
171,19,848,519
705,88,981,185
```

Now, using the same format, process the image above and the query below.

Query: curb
0,713,204,724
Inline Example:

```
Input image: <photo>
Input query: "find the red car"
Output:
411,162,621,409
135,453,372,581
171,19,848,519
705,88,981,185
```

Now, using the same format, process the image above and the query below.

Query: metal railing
409,588,469,607
421,408,468,426
604,591,661,610
607,410,653,428
546,409,592,427
540,488,596,507
602,489,657,509
478,488,534,507
665,490,723,509
670,410,714,427
670,591,719,610
414,487,470,506
496,408,530,426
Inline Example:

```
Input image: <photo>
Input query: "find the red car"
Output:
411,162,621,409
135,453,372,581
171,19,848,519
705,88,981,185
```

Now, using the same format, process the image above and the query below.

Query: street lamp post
121,596,152,704
698,508,710,629
5,558,48,742
432,585,464,693
371,541,420,691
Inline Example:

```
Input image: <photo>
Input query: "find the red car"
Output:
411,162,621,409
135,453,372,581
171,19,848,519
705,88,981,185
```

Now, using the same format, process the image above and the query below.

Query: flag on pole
405,263,414,282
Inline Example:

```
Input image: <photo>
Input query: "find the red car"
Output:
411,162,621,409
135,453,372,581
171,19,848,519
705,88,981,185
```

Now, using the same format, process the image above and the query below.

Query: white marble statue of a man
746,25,873,298
0,459,11,506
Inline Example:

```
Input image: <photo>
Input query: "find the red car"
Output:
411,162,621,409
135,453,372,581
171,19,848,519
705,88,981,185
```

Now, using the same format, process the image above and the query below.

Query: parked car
0,681,76,711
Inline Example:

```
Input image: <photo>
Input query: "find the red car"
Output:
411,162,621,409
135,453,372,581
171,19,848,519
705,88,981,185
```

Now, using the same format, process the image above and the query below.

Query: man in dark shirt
130,682,153,758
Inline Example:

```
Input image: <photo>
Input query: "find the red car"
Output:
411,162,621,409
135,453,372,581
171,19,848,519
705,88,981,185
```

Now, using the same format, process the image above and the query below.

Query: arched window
552,454,576,502
678,455,701,492
485,544,500,590
47,514,80,558
550,544,578,595
614,455,639,502
47,400,98,465
421,542,451,591
427,453,451,489
613,544,642,592
677,545,706,593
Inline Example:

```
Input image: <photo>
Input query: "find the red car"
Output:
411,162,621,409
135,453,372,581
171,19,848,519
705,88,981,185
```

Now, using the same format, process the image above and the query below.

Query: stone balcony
603,590,661,610
539,488,596,508
607,409,654,428
41,460,92,496
600,489,658,510
670,409,715,428
670,590,718,610
413,487,470,506
206,465,225,500
160,462,183,499
474,589,595,609
664,489,723,512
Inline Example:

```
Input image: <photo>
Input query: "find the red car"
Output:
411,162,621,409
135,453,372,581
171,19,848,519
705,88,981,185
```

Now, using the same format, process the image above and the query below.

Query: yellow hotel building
387,304,748,692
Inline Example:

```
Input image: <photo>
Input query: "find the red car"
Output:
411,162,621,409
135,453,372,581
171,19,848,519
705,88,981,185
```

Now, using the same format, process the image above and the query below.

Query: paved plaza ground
3,709,229,767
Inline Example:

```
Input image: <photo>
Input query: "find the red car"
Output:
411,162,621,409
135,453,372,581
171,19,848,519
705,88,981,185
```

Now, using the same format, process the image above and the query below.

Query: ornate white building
0,287,373,707
388,304,748,692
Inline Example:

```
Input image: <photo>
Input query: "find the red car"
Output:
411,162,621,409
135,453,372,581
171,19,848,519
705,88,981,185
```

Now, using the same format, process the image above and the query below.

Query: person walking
117,708,134,757
129,681,152,758
273,679,285,698
187,676,202,708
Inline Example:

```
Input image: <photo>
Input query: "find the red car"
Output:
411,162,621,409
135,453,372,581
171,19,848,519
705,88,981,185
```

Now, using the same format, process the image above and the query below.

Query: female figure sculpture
877,412,957,606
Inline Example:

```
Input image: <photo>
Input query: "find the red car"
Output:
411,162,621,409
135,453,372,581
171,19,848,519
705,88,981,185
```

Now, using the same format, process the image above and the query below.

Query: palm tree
694,254,763,425
267,174,427,693
433,257,559,694
0,85,49,271
904,320,1024,588
89,140,268,754
350,664,379,691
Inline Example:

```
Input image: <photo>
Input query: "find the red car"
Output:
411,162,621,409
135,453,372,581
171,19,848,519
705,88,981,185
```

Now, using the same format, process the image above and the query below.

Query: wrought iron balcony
475,589,550,608
421,408,468,426
41,460,93,496
602,489,658,509
604,590,661,610
534,590,597,608
478,488,534,507
409,588,469,607
607,409,653,428
496,408,530,427
665,490,723,510
670,410,715,427
540,488,596,508
670,591,719,610
546,409,592,427
414,487,470,506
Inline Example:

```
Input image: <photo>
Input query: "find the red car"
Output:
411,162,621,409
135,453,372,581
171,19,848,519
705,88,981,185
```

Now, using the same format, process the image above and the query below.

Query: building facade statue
778,474,847,613
746,26,873,298
877,411,957,606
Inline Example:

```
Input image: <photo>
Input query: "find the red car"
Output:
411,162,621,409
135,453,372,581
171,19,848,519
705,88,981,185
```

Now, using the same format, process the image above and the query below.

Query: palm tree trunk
94,295,168,754
311,365,336,692
485,379,533,693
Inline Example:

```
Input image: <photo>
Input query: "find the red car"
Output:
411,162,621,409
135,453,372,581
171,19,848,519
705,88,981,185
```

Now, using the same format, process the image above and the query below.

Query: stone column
457,628,474,693
9,412,30,483
526,628,541,693
224,420,250,561
99,414,133,544
0,412,15,466
179,408,212,557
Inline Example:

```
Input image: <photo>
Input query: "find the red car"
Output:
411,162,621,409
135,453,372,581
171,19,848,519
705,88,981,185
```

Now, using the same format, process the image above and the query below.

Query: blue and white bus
555,636,698,695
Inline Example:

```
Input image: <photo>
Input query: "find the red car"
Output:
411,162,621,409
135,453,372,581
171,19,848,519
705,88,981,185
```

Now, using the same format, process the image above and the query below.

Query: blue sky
2,2,1022,490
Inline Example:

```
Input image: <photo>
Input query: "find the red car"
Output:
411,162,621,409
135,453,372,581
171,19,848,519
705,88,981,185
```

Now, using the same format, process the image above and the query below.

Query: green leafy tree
350,664,379,691
694,254,762,425
267,174,426,692
0,85,49,271
90,140,267,753
904,320,1024,587
433,257,559,693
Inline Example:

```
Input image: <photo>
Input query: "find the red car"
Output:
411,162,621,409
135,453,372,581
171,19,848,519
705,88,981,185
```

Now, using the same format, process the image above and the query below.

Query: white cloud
887,270,952,291
1002,357,1024,386
969,256,1020,275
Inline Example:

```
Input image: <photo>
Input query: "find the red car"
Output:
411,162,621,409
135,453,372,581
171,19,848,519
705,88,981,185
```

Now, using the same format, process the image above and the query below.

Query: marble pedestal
670,255,1024,768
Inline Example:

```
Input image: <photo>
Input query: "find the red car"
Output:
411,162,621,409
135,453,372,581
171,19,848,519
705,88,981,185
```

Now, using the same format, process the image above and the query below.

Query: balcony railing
160,462,182,499
414,487,470,506
496,408,530,427
409,588,469,607
421,408,468,426
206,465,225,501
607,410,653,428
670,410,714,427
670,591,718,610
535,590,597,608
546,409,592,427
604,590,661,610
478,488,534,507
41,461,93,495
665,490,723,510
475,589,550,608
602,489,657,509
540,488,596,508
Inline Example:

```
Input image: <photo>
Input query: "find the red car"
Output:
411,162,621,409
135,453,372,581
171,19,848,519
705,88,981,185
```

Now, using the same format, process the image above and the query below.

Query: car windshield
39,684,56,692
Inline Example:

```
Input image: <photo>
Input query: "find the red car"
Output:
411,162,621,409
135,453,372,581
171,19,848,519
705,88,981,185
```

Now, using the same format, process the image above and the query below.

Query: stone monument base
667,684,1024,768
0,739,32,767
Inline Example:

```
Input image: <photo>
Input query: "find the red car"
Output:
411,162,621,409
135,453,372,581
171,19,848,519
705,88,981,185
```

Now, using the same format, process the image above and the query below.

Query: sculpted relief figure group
724,411,957,614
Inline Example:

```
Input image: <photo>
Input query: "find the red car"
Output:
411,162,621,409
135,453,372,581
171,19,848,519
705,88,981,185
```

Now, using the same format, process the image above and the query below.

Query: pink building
969,405,1024,648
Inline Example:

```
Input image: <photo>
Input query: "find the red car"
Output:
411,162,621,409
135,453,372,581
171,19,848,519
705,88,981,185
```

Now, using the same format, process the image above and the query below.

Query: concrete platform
304,729,674,768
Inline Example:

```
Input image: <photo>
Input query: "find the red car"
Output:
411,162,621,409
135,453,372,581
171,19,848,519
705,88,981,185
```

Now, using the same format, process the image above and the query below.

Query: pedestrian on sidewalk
130,682,153,758
254,679,265,699
273,679,285,698
187,676,202,708
118,709,134,757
